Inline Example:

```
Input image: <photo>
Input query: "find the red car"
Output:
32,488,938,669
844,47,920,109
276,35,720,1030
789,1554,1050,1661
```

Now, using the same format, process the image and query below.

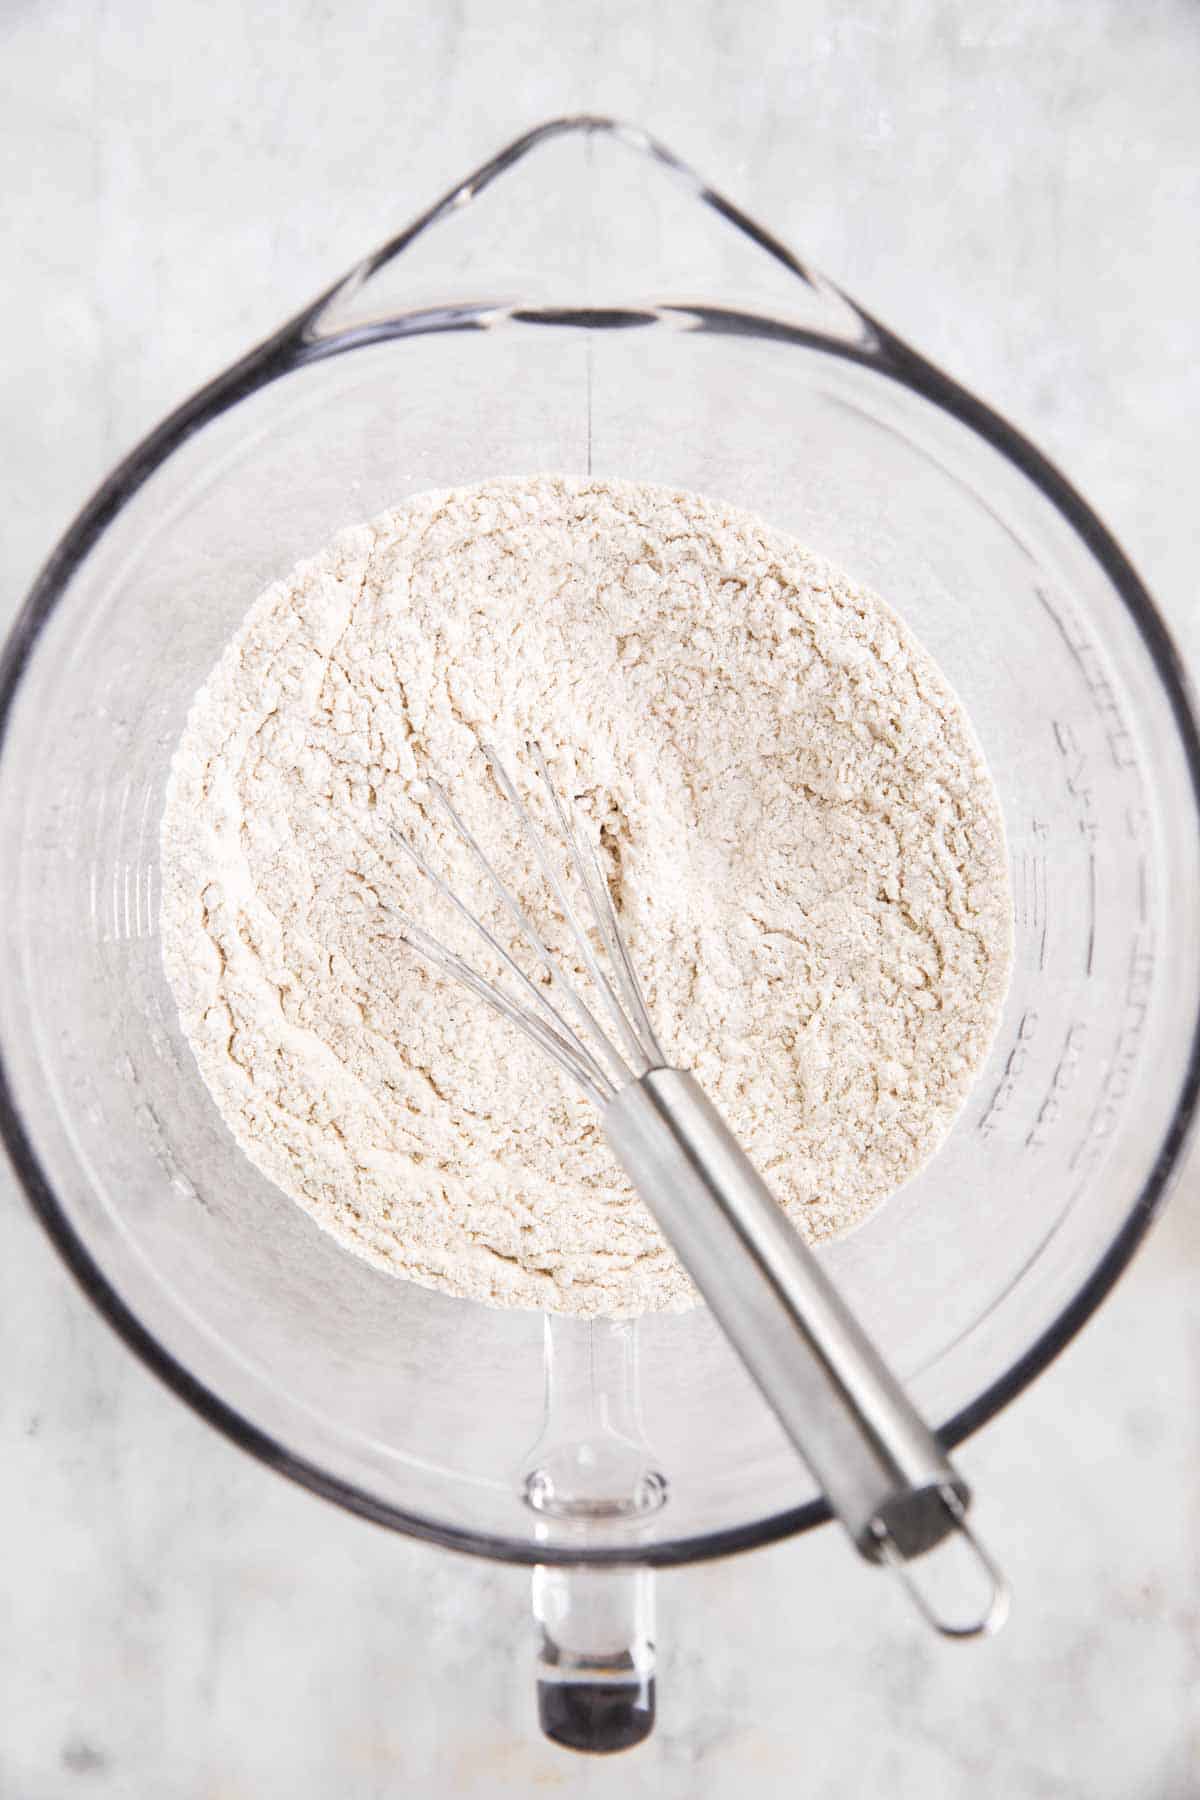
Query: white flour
160,476,1012,1316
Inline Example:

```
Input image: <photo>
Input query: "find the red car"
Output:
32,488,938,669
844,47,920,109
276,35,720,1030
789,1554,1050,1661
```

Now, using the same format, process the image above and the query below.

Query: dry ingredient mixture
161,476,1012,1316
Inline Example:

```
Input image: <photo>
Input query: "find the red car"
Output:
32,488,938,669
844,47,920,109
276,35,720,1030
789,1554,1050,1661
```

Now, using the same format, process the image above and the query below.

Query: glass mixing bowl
3,118,1199,1750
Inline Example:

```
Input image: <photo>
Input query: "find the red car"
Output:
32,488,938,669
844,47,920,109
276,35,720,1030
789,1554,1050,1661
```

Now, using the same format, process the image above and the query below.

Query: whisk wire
527,741,663,1069
485,742,656,1078
380,905,612,1106
387,817,617,1100
425,774,630,1091
479,745,635,1070
382,743,664,1098
381,742,670,1101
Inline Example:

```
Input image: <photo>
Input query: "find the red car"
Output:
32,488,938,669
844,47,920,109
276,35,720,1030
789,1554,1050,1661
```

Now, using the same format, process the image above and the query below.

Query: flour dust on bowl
1,117,1198,1756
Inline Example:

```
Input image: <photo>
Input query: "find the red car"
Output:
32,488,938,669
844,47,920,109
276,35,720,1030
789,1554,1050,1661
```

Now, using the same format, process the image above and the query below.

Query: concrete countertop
2,2,1197,1793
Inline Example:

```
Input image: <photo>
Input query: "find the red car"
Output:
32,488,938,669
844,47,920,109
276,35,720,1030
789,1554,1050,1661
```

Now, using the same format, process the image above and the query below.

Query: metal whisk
384,740,1007,1639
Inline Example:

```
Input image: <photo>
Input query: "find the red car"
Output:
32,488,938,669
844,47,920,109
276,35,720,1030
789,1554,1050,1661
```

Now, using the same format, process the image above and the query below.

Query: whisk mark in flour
159,476,1012,1316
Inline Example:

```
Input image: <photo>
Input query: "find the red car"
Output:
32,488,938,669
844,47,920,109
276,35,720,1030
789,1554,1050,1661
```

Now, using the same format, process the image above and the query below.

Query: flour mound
160,476,1012,1316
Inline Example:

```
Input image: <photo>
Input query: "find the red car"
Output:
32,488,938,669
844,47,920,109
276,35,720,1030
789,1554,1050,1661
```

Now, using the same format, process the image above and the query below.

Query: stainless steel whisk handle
603,1068,1008,1637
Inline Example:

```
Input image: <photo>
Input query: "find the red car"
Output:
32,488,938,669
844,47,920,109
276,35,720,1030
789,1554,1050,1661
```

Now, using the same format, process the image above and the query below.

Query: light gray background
2,2,1198,1794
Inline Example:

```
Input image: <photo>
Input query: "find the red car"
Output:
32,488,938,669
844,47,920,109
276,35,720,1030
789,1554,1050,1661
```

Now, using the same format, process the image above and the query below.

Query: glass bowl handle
521,1317,666,1751
532,1563,655,1754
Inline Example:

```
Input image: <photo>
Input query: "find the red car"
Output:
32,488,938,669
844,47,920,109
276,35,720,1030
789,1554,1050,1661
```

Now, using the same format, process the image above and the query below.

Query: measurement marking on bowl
1051,720,1104,977
1033,818,1049,970
1012,838,1048,972
134,1095,201,1205
979,1009,1039,1138
94,857,156,943
1035,586,1140,773
1085,854,1096,977
1123,806,1154,929
110,776,132,944
1069,932,1157,1177
134,783,155,938
1026,1022,1089,1149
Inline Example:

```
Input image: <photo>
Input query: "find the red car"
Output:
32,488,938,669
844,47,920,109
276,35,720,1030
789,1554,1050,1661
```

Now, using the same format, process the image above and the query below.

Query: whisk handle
603,1068,966,1563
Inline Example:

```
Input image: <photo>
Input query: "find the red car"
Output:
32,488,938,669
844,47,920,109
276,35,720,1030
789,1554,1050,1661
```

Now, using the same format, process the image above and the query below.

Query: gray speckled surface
2,3,1199,1794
